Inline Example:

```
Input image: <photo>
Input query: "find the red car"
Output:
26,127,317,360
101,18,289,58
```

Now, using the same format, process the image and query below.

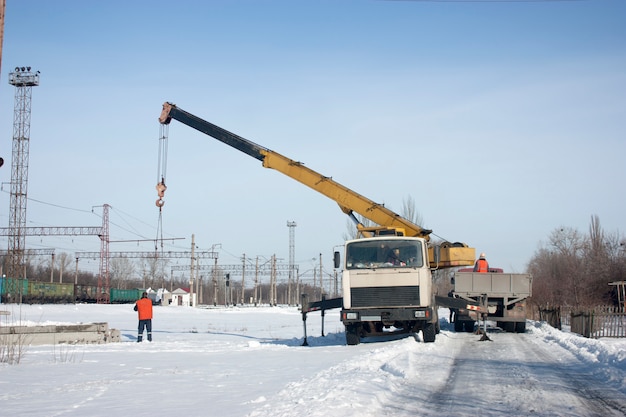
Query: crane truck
158,102,476,345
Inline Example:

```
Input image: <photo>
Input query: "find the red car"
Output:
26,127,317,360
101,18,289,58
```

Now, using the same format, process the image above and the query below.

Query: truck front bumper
341,307,433,325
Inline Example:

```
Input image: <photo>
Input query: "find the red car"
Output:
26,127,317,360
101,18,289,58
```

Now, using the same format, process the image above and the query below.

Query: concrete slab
0,322,120,345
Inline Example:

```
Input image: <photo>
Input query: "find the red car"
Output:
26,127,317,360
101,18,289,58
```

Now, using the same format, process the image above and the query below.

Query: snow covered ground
1,303,625,417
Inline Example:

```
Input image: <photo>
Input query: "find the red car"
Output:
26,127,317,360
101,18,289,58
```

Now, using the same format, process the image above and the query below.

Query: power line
385,0,589,3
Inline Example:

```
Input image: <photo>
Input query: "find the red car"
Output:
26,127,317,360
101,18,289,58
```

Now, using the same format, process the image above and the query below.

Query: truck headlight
346,312,358,320
414,311,426,318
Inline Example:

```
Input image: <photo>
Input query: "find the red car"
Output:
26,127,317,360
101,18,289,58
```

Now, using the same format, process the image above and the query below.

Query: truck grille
350,286,420,307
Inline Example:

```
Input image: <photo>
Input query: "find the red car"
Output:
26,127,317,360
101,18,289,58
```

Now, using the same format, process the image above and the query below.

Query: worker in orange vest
134,291,153,342
473,252,489,273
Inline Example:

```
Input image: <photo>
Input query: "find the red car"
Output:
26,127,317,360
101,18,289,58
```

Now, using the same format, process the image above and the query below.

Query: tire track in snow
246,326,626,417
425,330,626,417
524,333,626,416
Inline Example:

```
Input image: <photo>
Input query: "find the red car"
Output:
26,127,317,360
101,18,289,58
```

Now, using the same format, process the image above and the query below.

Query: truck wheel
422,323,436,343
515,321,526,333
463,321,475,332
345,324,361,346
454,320,464,332
502,322,515,333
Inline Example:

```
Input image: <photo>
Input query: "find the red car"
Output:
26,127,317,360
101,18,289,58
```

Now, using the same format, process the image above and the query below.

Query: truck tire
515,321,526,333
454,320,464,332
502,322,515,333
463,321,475,332
422,323,436,343
345,324,361,346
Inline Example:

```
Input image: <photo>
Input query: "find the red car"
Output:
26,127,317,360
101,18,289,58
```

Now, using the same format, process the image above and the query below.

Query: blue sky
0,0,624,280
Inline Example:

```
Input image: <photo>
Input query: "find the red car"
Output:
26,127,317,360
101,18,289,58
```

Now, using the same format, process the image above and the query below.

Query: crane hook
156,181,167,208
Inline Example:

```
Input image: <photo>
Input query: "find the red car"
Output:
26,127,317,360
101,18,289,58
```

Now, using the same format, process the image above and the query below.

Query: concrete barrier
0,322,120,345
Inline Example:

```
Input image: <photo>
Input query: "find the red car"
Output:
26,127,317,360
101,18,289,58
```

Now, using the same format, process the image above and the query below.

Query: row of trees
528,215,626,308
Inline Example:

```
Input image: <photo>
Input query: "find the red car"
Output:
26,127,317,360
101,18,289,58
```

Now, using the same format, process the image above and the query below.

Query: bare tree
528,216,626,308
142,257,169,289
402,195,424,228
342,216,373,241
55,252,73,284
110,258,136,290
342,194,424,241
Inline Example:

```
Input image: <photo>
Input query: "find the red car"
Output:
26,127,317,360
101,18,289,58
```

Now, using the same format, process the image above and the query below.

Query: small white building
146,288,171,306
170,288,196,307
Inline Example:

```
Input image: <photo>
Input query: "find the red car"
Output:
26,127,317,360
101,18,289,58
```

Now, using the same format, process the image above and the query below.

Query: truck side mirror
334,251,341,269
433,245,440,265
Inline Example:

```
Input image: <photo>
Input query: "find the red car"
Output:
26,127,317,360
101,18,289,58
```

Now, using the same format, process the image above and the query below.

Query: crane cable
155,123,169,252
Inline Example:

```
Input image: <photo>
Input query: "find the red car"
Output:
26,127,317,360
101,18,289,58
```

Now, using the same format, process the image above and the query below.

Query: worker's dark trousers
137,319,152,342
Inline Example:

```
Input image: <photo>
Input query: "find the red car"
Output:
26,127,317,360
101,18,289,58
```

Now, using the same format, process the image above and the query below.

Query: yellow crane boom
158,102,475,267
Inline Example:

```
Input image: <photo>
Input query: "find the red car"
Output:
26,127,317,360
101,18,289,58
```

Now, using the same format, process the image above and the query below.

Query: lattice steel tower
6,67,39,287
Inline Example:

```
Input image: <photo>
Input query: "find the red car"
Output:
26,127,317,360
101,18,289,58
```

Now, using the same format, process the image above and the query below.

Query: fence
533,305,625,338
537,306,562,330
569,305,625,338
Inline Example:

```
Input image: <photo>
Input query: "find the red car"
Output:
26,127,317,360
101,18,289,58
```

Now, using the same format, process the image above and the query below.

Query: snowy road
1,305,625,417
253,321,626,417
426,329,626,417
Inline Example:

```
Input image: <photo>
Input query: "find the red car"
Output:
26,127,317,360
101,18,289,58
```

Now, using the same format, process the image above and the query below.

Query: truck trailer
450,269,533,333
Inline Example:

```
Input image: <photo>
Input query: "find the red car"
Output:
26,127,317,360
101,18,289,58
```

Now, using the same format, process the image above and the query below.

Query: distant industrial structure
1,68,113,302
0,67,305,305
4,67,39,300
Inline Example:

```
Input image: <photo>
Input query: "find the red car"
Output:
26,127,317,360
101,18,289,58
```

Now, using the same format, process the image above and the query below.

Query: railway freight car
25,281,74,304
110,288,143,304
0,278,146,304
0,277,29,302
75,284,100,303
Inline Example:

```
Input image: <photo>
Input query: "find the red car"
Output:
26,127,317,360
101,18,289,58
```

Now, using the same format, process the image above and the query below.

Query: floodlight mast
5,67,39,301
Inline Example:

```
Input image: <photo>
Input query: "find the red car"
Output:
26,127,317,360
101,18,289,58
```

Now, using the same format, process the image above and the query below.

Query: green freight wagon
0,277,29,303
110,288,143,303
25,281,74,303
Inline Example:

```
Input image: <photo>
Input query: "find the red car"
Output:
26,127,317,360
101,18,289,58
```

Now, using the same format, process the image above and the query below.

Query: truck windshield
345,240,423,269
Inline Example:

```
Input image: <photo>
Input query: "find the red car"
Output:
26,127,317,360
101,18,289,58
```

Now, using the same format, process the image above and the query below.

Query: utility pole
49,253,54,283
196,256,201,304
241,253,246,305
319,252,323,296
270,254,277,306
0,0,5,76
287,221,296,305
190,234,195,307
254,256,259,305
212,247,219,306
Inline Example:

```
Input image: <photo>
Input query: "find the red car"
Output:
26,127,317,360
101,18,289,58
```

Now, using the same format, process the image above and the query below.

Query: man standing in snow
448,290,458,323
134,292,153,342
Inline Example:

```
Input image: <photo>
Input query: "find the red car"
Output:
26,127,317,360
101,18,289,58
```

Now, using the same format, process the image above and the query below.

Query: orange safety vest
135,297,153,320
474,259,489,273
